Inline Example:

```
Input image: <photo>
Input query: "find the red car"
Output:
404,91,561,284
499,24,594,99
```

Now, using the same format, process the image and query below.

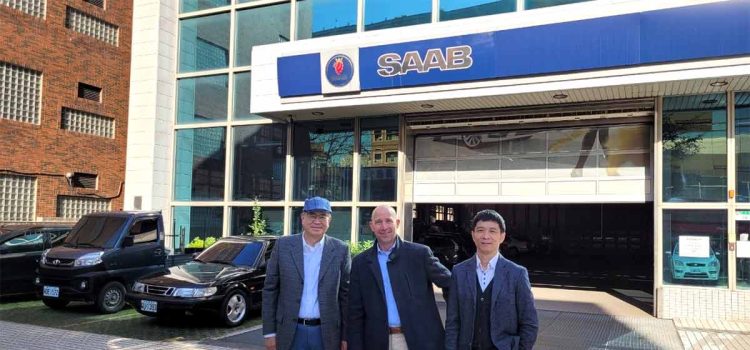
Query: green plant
248,200,267,236
186,236,217,249
348,240,374,257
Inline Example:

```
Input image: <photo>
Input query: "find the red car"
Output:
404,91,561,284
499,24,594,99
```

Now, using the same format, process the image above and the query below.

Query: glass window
360,117,398,201
177,75,228,124
0,174,36,222
736,92,750,202
180,0,230,13
364,0,431,31
235,3,291,67
291,207,351,242
0,231,44,254
297,0,357,39
358,207,375,242
662,210,727,287
525,0,592,10
663,94,727,202
233,124,287,201
179,13,230,73
293,119,354,201
440,0,515,22
130,219,159,244
172,206,223,252
233,72,266,121
174,128,226,201
231,207,284,236
737,211,750,289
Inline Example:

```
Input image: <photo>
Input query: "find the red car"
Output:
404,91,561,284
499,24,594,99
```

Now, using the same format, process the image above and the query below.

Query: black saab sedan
126,235,276,326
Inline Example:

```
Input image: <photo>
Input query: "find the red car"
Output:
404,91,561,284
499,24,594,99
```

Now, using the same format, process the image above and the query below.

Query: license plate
43,286,60,298
691,269,701,273
141,300,157,313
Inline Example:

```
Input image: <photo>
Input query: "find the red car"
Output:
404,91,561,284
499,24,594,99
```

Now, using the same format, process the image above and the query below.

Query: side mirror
192,252,200,259
122,236,134,248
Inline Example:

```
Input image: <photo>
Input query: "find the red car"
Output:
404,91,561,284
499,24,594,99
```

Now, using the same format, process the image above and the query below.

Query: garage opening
413,203,654,312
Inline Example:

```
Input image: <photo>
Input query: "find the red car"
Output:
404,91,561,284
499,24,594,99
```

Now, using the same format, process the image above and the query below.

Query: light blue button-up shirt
377,240,401,327
476,253,499,292
299,233,324,319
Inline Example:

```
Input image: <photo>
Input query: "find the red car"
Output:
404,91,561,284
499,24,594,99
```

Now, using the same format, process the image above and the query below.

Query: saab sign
320,49,359,94
376,45,473,77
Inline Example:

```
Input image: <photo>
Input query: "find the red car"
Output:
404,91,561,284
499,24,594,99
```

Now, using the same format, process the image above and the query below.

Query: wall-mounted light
709,81,728,87
311,111,324,116
420,104,434,109
552,93,568,100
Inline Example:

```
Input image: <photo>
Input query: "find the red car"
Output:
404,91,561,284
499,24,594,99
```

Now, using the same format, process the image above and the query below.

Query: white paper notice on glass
679,236,710,258
738,241,750,258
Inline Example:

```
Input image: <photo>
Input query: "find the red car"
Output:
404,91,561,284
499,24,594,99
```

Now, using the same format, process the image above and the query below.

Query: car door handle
154,249,163,255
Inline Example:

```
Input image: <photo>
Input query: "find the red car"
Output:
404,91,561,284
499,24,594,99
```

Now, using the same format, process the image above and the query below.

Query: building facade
0,0,132,223
126,0,750,320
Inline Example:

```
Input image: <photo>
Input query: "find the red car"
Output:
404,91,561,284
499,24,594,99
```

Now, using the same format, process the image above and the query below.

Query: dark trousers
291,324,324,350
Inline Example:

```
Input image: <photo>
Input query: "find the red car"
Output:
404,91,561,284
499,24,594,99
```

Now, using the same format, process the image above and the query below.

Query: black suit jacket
347,238,451,350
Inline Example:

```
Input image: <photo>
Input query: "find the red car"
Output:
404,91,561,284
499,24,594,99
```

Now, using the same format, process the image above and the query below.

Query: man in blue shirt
263,197,351,350
347,205,451,350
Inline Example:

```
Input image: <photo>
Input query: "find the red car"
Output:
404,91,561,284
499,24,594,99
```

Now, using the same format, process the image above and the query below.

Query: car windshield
64,216,127,249
196,241,263,267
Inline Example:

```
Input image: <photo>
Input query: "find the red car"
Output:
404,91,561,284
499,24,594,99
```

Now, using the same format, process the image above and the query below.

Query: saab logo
325,54,354,87
377,45,473,77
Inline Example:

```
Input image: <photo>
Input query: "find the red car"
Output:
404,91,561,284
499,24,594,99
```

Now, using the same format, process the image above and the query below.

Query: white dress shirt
299,232,325,319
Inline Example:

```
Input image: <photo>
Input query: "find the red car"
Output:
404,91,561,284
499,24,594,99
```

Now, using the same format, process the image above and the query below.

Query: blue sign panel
277,0,750,97
325,54,355,87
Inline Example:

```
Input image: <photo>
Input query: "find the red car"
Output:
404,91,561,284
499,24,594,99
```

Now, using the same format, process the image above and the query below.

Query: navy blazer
347,239,451,350
445,255,538,350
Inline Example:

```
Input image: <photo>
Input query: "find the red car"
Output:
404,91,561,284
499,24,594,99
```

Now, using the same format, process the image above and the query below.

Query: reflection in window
663,94,727,202
360,117,398,201
358,207,375,242
179,13,230,72
290,207,351,242
736,92,750,202
233,124,287,201
235,3,291,67
365,0,431,31
293,119,353,201
173,206,223,252
662,210,727,288
180,0,230,13
177,75,228,124
440,0,515,21
737,215,750,289
174,128,226,201
231,207,284,236
525,0,592,10
297,0,357,39
233,72,265,121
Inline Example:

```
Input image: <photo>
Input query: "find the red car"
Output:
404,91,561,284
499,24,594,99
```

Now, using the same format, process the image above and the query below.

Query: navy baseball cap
303,196,332,213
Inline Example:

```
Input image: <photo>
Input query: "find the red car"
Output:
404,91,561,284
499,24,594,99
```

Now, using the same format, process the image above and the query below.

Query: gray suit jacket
347,238,451,350
262,234,351,350
445,255,538,350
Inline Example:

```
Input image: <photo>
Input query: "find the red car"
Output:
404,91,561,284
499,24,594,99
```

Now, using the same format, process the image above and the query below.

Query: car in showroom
126,235,277,327
0,224,73,297
670,243,720,281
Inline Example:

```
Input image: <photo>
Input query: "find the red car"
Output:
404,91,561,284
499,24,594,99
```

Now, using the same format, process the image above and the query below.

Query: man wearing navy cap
263,196,351,350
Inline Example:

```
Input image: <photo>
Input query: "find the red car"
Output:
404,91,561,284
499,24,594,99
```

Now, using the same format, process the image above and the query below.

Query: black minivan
36,211,167,313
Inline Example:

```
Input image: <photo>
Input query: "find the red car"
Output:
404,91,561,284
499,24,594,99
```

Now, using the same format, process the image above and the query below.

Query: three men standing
262,197,351,350
445,209,539,350
347,205,452,350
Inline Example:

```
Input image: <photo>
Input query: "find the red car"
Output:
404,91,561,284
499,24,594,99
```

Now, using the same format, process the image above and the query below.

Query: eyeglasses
304,213,330,222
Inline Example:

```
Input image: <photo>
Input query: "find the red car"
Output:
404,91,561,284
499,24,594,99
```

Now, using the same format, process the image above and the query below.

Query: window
174,127,226,201
65,7,119,45
61,108,115,138
296,0,356,40
736,92,750,202
179,13,229,72
231,206,284,236
129,218,159,244
83,0,104,8
235,3,291,67
0,231,44,254
0,0,45,17
525,0,592,10
57,196,110,220
71,173,97,189
173,206,223,251
233,124,287,201
360,117,398,201
365,0,431,31
177,75,228,124
0,61,42,124
736,212,750,290
180,0,229,13
440,0,515,22
293,119,354,201
233,72,263,120
78,83,101,102
0,175,36,222
358,207,375,242
662,210,727,288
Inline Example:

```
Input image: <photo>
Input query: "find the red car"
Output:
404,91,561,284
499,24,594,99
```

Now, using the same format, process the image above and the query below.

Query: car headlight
41,249,51,265
709,260,719,268
132,282,145,293
173,287,217,298
74,252,104,266
674,260,684,266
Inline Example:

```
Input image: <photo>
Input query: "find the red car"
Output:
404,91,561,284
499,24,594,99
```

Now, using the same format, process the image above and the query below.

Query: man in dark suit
445,209,538,350
262,197,351,350
347,205,451,350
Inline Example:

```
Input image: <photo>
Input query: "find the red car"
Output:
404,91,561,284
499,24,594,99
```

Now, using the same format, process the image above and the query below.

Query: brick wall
0,1,132,220
659,286,750,320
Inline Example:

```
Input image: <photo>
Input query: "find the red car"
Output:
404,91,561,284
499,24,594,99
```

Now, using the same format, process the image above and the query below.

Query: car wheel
220,290,248,327
96,281,126,314
42,298,69,309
